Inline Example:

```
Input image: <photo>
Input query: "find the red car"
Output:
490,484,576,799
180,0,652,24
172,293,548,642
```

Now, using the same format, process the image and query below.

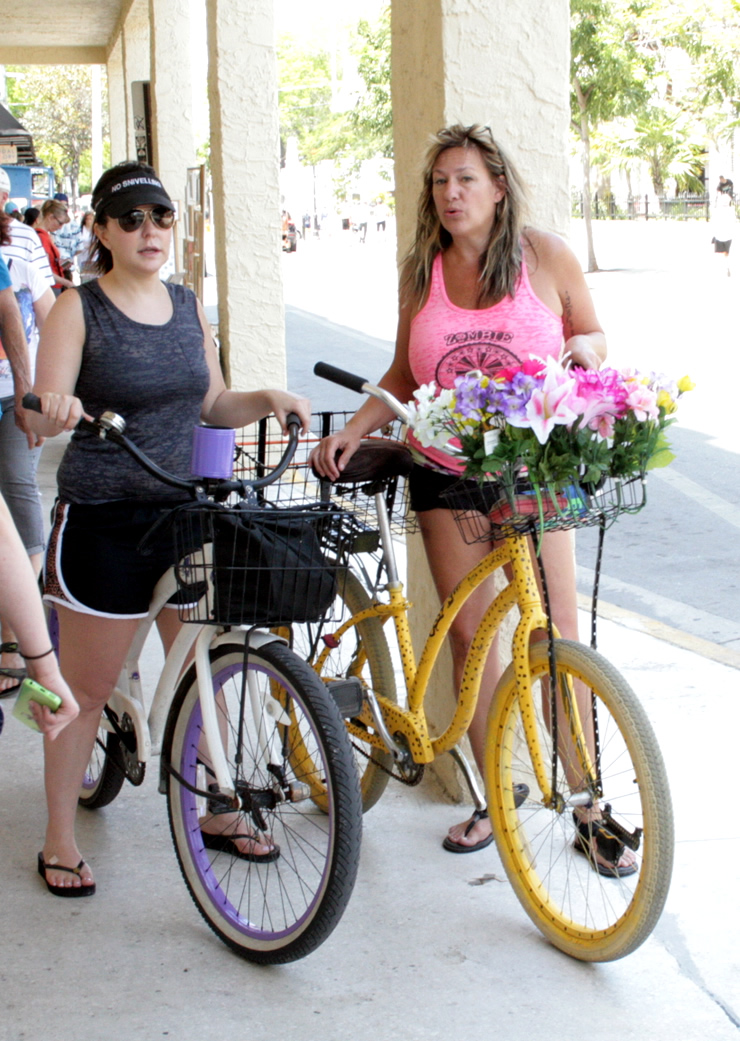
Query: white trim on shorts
44,502,147,620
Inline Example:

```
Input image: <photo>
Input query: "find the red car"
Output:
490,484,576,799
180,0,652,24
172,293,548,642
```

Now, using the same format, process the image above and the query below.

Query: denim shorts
0,395,44,555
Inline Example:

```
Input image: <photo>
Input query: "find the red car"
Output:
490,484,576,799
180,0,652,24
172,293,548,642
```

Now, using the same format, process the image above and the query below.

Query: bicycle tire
486,639,674,962
79,729,127,809
291,569,398,812
165,638,363,964
44,603,126,810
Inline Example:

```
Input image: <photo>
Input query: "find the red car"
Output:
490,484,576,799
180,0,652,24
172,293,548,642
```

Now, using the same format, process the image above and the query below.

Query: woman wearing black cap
26,161,311,897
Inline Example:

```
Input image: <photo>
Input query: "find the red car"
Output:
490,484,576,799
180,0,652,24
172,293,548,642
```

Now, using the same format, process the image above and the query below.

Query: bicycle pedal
326,677,364,717
601,804,643,852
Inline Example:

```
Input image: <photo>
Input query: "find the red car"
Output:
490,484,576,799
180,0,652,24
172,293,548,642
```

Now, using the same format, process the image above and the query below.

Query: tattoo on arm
563,291,574,339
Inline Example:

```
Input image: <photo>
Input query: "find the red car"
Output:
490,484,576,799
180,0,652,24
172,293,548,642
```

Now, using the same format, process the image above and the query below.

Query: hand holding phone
12,677,63,733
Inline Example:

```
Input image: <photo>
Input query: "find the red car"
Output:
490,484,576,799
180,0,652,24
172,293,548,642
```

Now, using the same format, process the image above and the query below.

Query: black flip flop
37,852,96,897
201,830,280,863
0,667,26,700
572,814,638,878
442,784,530,854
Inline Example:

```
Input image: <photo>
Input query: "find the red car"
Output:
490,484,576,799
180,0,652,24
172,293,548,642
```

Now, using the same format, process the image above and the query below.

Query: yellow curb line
577,594,740,672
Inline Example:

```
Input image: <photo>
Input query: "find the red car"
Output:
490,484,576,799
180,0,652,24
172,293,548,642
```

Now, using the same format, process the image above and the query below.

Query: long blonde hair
401,124,530,309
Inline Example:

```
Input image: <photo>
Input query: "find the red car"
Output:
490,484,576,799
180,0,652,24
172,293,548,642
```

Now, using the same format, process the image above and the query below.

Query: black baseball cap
94,172,173,219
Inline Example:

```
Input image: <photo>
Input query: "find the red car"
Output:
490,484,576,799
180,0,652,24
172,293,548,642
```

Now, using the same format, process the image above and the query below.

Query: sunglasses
116,206,176,232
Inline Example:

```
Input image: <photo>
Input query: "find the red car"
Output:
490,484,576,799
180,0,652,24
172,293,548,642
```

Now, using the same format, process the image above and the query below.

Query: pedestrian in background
52,193,83,283
711,174,735,276
36,200,75,294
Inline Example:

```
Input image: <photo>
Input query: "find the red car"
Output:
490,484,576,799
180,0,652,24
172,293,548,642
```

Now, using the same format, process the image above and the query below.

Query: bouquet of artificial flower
407,356,693,533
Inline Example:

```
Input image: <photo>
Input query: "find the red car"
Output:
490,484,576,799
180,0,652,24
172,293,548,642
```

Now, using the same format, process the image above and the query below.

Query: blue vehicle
0,102,56,209
1,164,56,209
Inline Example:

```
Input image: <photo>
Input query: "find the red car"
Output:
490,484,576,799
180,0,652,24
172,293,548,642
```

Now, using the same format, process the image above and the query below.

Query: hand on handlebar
267,391,312,435
563,336,603,372
28,392,92,433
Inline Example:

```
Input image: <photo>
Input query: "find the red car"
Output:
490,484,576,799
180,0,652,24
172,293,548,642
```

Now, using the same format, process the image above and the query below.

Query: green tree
6,65,106,202
348,6,392,159
277,7,393,171
277,36,338,164
575,0,740,245
571,0,651,270
626,0,740,153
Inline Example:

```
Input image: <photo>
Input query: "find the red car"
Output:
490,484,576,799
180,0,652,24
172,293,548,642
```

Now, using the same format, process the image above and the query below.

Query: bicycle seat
329,439,414,484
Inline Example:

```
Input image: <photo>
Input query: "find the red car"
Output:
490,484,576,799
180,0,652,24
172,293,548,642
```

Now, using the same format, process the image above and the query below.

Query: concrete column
391,0,571,800
122,0,152,160
206,0,285,391
149,0,196,202
107,37,127,166
91,65,104,189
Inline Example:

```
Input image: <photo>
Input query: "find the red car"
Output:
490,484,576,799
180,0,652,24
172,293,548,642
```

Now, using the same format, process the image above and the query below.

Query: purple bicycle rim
178,659,334,940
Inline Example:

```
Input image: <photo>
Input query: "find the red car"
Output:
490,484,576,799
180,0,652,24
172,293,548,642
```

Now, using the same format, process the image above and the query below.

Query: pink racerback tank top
407,251,564,471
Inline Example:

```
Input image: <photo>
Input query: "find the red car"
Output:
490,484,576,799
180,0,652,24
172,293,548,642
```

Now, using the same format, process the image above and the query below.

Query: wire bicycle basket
233,411,418,539
441,473,647,544
171,500,362,626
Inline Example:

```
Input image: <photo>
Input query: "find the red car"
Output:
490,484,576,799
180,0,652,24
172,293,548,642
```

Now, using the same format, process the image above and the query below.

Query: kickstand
449,745,486,811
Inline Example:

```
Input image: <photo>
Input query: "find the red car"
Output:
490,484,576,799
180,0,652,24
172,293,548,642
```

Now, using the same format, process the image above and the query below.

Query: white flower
407,382,458,449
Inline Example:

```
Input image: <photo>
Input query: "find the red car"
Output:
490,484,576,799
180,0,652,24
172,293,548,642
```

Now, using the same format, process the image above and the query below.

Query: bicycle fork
193,627,312,810
507,537,598,812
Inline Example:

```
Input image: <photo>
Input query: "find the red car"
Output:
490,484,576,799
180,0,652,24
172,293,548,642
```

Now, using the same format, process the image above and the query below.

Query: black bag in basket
211,507,337,625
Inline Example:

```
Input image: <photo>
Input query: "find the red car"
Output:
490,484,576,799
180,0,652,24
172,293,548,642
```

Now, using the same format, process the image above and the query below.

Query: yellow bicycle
237,365,674,962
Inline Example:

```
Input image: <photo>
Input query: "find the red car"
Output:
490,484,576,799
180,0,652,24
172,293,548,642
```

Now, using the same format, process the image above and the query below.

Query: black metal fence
572,191,717,221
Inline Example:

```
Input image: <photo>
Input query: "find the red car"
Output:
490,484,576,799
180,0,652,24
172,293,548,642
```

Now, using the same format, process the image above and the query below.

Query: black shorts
408,463,499,514
44,499,195,618
713,237,732,253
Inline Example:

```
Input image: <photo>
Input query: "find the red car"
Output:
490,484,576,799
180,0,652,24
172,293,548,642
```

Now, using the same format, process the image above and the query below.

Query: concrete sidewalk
1,437,738,1041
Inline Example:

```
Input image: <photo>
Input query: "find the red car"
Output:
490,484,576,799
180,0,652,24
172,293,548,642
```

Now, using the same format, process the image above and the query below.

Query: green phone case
12,678,62,732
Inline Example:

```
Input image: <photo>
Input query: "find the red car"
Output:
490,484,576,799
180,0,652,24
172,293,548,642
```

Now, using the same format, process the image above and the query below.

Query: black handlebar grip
285,410,301,431
313,362,368,394
22,392,42,413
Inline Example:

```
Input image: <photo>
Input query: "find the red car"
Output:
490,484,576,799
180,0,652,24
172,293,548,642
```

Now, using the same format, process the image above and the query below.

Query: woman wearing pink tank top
312,126,635,876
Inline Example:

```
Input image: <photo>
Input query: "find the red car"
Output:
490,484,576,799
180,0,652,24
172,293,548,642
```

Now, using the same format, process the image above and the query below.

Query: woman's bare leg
156,606,275,857
41,607,140,890
534,530,635,871
415,509,500,849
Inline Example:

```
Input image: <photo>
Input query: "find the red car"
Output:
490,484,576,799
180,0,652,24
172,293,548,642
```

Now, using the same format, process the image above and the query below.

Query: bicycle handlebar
313,362,410,424
22,393,302,498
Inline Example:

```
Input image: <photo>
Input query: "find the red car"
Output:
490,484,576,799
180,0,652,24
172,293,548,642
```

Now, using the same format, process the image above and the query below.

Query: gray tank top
57,280,211,503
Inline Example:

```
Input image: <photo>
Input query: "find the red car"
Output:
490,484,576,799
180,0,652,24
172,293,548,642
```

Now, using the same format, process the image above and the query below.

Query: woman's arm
311,296,419,480
32,287,56,331
195,302,312,433
27,289,89,436
527,231,606,371
0,493,78,739
0,285,31,397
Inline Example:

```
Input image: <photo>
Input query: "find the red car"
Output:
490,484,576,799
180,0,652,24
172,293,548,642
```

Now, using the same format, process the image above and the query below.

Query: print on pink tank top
407,252,564,472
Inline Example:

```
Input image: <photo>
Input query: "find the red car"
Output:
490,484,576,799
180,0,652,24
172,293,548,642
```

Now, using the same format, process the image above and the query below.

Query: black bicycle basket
172,501,352,626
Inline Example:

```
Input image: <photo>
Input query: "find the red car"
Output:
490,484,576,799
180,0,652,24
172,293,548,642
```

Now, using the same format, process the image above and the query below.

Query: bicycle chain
350,736,425,787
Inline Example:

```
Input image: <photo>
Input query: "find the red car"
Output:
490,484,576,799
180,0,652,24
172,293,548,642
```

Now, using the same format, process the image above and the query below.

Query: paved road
283,222,740,656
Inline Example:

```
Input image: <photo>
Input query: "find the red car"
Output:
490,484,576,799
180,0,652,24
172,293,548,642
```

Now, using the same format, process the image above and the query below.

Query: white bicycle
28,394,363,964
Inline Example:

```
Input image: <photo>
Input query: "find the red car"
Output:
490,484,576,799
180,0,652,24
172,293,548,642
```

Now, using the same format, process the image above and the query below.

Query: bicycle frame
320,510,597,807
101,552,286,802
306,367,599,807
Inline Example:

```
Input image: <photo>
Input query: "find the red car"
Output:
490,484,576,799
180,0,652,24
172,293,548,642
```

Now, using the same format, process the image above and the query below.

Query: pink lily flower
520,357,579,443
624,385,659,422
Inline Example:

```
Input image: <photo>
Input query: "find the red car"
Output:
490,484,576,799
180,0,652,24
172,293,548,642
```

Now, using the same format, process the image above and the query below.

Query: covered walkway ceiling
0,0,127,64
